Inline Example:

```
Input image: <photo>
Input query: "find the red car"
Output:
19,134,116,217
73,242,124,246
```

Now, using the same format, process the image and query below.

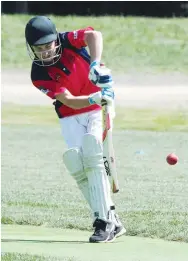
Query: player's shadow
2,239,89,244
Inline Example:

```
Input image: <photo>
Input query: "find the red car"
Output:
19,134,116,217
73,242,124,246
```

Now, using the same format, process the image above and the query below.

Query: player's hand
88,87,114,106
89,61,113,89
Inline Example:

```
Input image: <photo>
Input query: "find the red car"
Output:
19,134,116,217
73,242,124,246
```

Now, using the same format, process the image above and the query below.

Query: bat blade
102,103,119,193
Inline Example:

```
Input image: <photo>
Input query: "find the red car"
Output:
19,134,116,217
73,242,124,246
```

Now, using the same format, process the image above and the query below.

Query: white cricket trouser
60,109,117,223
59,109,102,149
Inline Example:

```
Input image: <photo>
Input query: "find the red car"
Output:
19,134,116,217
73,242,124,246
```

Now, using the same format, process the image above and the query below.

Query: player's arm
84,30,103,63
83,30,113,89
34,82,113,109
62,27,112,88
33,82,90,109
64,27,103,63
32,78,100,109
32,67,113,109
55,90,91,109
56,88,114,109
31,66,92,109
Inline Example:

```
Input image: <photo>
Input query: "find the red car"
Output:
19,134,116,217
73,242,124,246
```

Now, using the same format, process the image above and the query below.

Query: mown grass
2,103,188,131
1,125,188,242
1,253,77,261
1,15,188,72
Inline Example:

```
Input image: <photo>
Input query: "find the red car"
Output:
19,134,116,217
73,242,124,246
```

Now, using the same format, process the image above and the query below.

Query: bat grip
101,99,107,106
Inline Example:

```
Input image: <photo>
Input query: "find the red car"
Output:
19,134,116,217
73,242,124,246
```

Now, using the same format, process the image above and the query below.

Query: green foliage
1,15,188,72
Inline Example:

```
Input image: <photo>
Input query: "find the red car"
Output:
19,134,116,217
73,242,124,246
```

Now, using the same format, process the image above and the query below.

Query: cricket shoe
89,218,116,243
114,214,126,238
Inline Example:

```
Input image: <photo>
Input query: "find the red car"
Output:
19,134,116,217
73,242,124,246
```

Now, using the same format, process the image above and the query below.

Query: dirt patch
1,69,188,109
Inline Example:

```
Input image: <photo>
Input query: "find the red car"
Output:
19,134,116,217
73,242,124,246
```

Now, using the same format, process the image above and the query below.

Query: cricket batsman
25,16,126,243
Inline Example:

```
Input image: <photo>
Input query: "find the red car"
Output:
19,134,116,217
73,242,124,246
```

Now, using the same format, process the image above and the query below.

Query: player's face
32,41,56,62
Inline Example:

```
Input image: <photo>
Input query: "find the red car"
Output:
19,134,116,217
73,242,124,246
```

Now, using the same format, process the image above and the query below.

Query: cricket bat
102,100,119,193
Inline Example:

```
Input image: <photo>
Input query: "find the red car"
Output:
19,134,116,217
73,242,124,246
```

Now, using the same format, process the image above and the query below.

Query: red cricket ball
166,153,178,165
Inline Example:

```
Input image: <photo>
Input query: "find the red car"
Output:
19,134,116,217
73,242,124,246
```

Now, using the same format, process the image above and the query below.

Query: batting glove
89,61,114,89
88,87,114,106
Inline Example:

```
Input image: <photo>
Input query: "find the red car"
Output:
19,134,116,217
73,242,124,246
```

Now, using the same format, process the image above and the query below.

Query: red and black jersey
31,27,101,118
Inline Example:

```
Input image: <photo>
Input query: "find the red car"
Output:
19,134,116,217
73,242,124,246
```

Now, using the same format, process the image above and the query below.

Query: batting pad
63,148,91,208
82,134,112,221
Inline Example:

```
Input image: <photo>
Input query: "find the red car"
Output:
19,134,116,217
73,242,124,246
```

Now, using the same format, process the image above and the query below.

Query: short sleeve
32,79,66,99
31,63,67,99
60,27,94,49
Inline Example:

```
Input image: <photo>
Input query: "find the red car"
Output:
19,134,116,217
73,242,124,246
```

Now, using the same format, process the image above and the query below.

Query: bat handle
101,99,108,106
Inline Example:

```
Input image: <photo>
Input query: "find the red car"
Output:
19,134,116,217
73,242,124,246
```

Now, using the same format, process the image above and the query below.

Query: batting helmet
25,16,62,66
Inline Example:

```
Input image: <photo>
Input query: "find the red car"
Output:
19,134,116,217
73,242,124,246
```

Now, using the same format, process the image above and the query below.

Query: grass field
1,253,69,261
2,223,187,261
2,104,188,132
1,15,188,72
2,104,188,245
